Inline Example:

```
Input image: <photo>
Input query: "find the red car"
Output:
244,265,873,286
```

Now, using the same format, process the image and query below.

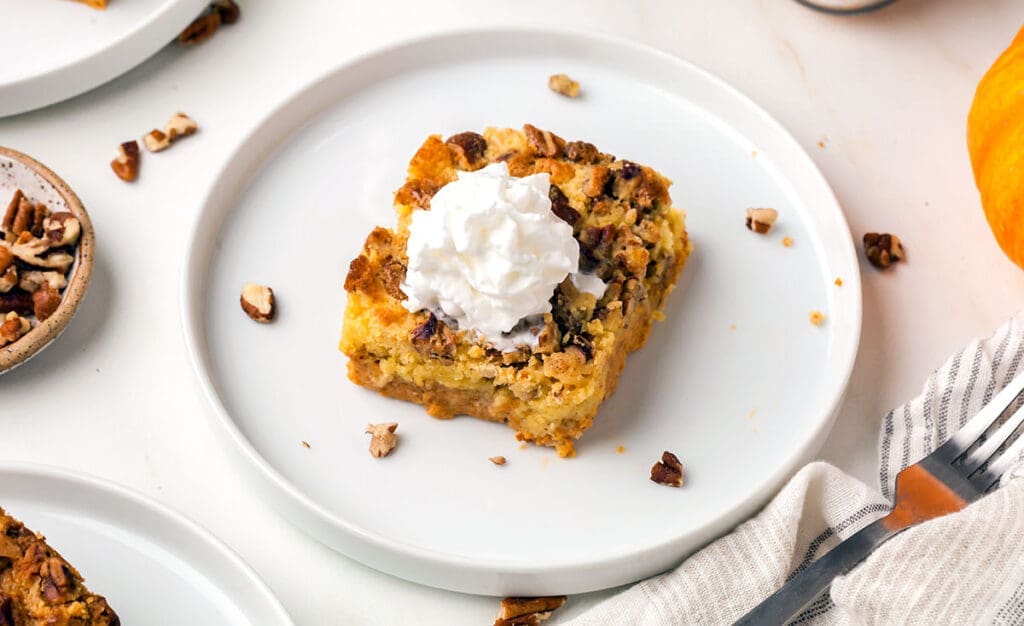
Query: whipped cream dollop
401,162,605,346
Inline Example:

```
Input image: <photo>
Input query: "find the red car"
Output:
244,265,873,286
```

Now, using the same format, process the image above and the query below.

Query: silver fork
735,371,1024,626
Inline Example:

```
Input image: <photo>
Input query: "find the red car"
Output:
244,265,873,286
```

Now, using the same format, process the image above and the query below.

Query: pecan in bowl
0,147,95,375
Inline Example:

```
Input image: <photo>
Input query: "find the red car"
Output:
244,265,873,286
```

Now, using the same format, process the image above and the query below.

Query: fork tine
960,403,1024,474
974,411,1024,491
938,371,1024,460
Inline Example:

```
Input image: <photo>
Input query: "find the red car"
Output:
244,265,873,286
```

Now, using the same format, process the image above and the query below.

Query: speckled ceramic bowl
0,147,94,375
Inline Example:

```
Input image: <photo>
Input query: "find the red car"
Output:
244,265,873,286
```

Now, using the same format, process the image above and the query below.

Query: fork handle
734,518,901,625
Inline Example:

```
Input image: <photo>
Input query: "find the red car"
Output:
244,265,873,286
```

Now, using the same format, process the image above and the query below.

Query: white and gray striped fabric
566,314,1024,625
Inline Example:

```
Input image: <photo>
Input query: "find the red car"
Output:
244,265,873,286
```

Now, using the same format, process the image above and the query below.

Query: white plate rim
180,26,863,594
0,461,294,625
0,0,210,118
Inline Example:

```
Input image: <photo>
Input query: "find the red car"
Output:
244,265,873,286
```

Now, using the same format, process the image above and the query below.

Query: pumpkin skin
967,24,1024,270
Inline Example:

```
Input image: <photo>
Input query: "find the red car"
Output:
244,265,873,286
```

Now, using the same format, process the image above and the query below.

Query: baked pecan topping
563,333,593,361
579,224,617,258
380,257,407,301
445,132,488,169
523,124,563,158
583,165,611,198
410,312,456,361
564,141,601,164
863,232,904,269
651,451,684,487
0,533,20,561
619,161,642,180
548,186,579,226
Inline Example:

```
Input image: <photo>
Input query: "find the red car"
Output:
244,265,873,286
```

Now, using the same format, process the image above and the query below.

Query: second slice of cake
341,125,690,457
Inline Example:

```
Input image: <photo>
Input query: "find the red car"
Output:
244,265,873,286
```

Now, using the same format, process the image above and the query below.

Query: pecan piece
0,534,20,561
0,266,16,294
8,195,34,242
745,208,778,234
2,190,24,239
177,10,221,45
213,0,240,23
619,161,642,180
495,596,567,626
445,132,488,169
0,247,13,275
489,456,507,466
548,186,579,226
547,73,580,98
19,270,67,294
523,124,563,158
32,284,62,321
380,257,407,301
165,112,199,142
863,232,904,269
0,312,30,346
240,284,275,322
366,422,398,458
650,451,684,487
142,130,170,153
563,333,593,361
44,212,81,247
0,293,32,316
583,165,611,198
410,313,456,361
564,141,600,164
111,140,141,181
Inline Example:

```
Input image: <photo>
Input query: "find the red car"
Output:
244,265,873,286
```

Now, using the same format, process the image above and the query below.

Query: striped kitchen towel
566,314,1024,625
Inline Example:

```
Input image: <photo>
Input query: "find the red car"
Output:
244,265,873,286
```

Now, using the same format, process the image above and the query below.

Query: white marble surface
2,0,1024,623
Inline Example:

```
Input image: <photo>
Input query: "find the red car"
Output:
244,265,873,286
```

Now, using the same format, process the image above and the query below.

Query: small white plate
183,29,861,596
0,0,209,117
0,463,293,625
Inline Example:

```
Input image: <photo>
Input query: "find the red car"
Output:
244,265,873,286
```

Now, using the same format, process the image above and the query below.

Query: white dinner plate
183,29,862,596
0,463,293,624
0,0,209,117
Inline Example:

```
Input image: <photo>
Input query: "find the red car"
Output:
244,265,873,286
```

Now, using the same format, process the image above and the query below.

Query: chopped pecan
111,140,141,180
177,10,221,45
19,270,67,294
0,534,20,560
547,73,580,98
616,242,650,276
240,284,275,322
579,224,617,259
0,312,30,346
366,422,398,458
489,456,507,466
619,161,642,180
564,141,600,164
745,208,778,234
213,0,240,23
43,212,81,247
410,312,456,361
2,190,24,240
32,284,62,321
636,218,661,245
380,257,407,301
583,165,611,198
30,204,47,238
0,266,15,294
548,186,579,226
523,124,563,158
165,112,199,142
0,293,32,315
445,132,488,169
563,333,593,361
142,130,170,153
863,232,904,269
495,596,567,626
7,194,35,242
650,451,684,487
0,247,12,275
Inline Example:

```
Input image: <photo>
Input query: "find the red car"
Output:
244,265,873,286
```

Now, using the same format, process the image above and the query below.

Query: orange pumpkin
967,24,1024,270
